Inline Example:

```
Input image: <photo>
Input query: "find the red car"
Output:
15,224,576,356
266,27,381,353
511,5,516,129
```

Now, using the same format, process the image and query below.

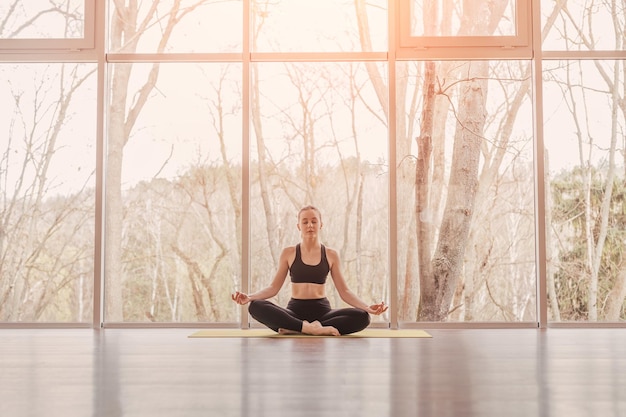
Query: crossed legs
248,298,370,336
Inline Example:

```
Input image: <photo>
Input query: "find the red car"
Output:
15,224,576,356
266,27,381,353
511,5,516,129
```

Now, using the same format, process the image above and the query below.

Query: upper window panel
252,0,388,52
0,0,93,49
399,0,529,50
542,1,625,51
108,0,242,54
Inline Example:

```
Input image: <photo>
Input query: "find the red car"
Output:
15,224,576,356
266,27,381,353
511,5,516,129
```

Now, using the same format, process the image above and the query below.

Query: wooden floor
1,328,625,417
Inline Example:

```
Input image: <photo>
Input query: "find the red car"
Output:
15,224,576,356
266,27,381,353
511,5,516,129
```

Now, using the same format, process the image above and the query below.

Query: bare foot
301,320,340,336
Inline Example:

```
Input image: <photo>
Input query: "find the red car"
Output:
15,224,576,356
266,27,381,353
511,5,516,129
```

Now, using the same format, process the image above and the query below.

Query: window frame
0,0,95,50
397,0,532,59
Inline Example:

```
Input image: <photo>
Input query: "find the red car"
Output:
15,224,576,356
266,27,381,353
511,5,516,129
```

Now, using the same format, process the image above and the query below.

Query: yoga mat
189,328,431,338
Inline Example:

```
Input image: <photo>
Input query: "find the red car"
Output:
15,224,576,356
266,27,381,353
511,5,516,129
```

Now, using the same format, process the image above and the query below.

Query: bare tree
249,1,282,271
106,0,211,321
358,1,529,321
353,0,422,319
0,64,95,321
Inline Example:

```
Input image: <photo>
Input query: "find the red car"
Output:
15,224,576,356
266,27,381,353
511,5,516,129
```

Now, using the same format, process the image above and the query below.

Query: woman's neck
300,237,320,250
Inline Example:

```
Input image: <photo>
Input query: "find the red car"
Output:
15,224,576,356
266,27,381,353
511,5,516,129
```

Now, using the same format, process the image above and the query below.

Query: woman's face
297,209,321,237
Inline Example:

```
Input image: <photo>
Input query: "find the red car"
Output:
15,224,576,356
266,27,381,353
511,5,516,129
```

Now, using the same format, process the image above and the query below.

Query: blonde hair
297,205,322,222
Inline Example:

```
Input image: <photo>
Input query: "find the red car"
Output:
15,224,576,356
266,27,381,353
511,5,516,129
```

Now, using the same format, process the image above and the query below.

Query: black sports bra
289,244,329,285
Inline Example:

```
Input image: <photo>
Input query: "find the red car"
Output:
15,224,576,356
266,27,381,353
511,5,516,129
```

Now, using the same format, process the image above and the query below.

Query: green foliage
551,166,626,320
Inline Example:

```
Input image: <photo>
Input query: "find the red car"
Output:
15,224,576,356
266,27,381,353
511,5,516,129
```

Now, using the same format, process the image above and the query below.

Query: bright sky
0,0,84,38
2,0,624,198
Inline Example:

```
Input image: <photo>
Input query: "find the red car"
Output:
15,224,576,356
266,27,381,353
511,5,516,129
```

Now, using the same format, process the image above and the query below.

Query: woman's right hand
231,291,251,305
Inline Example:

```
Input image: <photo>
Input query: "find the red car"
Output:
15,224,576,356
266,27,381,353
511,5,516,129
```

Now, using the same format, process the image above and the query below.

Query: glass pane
397,60,536,322
544,60,626,322
252,0,387,52
0,63,97,322
0,1,85,39
250,62,389,325
542,1,625,51
108,0,242,53
409,0,517,36
105,63,242,323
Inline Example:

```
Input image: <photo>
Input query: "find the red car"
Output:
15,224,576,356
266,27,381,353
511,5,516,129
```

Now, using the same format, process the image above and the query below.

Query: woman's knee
359,309,372,327
248,299,269,317
347,308,370,331
248,299,261,313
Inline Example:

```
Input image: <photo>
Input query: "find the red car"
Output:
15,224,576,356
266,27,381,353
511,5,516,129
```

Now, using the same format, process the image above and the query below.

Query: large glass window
0,0,94,49
399,0,530,50
104,63,242,323
249,61,389,324
409,2,517,36
0,63,97,323
252,0,387,52
108,0,242,53
3,1,626,327
543,60,626,323
542,1,626,51
396,60,536,322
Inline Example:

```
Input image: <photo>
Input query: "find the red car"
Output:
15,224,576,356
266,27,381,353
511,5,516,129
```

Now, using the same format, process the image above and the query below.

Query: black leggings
248,298,370,335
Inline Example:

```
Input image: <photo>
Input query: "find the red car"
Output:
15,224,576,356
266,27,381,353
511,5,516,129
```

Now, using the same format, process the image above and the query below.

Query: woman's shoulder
280,245,297,259
322,245,339,259
274,246,297,269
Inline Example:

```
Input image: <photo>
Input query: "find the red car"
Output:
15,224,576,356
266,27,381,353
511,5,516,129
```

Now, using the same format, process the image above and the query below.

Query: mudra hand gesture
231,291,250,305
366,301,388,315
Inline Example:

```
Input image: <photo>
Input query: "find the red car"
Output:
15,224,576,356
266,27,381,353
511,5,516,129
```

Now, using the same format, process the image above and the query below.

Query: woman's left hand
367,301,388,315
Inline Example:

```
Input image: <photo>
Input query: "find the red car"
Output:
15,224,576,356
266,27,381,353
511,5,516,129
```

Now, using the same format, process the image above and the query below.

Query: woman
231,205,387,336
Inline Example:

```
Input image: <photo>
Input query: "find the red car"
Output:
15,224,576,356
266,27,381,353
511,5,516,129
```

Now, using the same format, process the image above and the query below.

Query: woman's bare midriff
291,282,326,299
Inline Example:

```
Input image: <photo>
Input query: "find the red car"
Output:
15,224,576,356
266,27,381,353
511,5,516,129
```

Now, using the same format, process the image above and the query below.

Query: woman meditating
231,205,387,336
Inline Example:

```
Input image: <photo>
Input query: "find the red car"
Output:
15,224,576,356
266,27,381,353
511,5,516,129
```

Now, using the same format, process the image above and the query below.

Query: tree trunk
415,61,436,318
106,2,198,320
545,153,561,320
589,63,621,320
214,72,243,267
105,62,132,322
249,27,279,266
171,245,209,321
421,63,488,321
605,268,626,321
401,219,418,318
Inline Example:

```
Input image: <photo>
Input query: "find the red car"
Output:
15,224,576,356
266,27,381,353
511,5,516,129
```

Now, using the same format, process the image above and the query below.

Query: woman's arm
327,248,387,314
232,247,292,305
